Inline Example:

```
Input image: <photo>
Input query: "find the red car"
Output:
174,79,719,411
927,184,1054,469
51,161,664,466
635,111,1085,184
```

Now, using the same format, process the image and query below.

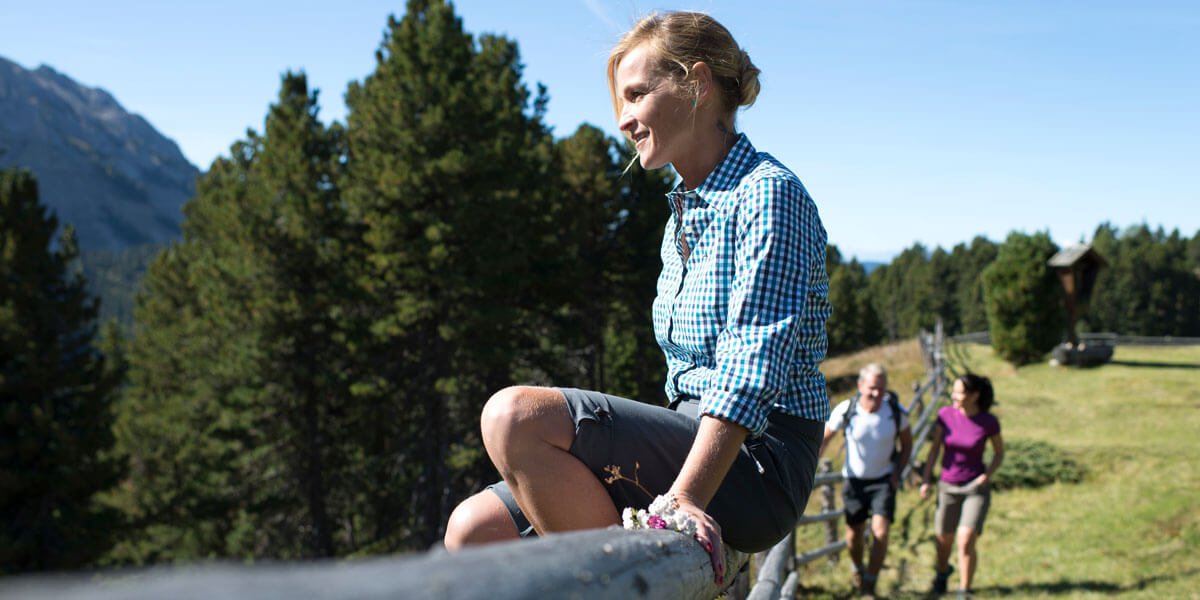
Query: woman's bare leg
935,531,954,571
956,527,978,591
443,490,520,550
482,386,619,533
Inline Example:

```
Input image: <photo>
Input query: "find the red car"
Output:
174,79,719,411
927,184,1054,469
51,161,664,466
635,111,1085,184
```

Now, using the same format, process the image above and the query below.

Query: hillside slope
0,56,197,250
802,341,1200,598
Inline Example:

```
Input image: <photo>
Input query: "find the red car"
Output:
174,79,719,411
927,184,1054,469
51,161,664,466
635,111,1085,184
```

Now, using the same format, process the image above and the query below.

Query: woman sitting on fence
920,373,1005,596
442,10,831,586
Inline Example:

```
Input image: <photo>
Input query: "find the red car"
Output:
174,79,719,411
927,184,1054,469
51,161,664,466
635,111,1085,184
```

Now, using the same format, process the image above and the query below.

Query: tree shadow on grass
972,567,1200,596
1108,359,1200,369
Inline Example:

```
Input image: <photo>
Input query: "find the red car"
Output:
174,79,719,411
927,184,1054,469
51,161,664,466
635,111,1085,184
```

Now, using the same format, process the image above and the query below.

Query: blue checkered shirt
652,134,831,436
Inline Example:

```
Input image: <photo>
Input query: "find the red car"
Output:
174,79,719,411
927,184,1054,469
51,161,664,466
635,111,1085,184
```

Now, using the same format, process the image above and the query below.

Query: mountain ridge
0,56,198,250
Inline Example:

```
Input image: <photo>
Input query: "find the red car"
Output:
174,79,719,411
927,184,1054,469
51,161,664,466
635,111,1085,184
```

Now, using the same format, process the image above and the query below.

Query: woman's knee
956,527,977,551
444,491,519,550
481,386,570,451
482,386,538,436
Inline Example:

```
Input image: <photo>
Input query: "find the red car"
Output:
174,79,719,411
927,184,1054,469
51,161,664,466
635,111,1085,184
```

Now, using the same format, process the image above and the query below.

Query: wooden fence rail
951,331,1200,346
0,528,746,600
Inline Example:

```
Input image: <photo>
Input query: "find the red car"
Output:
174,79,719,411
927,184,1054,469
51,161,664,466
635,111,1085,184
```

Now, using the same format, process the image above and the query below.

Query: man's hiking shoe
931,566,954,595
861,576,877,598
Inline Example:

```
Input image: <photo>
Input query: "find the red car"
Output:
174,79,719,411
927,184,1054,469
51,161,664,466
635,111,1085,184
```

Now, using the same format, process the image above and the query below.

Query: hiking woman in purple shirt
920,373,1005,597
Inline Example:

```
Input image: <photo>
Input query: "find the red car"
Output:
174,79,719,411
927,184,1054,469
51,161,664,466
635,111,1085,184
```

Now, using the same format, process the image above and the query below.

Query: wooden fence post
819,458,838,566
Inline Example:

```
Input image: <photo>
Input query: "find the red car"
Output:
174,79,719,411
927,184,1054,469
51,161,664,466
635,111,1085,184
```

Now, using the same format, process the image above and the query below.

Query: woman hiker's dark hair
958,373,995,413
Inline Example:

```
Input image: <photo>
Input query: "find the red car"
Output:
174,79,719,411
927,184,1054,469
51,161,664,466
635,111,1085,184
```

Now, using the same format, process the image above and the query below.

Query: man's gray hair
858,363,887,381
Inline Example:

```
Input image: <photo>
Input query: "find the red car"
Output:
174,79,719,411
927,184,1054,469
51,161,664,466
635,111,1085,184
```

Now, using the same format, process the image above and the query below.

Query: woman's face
952,379,977,410
614,44,694,170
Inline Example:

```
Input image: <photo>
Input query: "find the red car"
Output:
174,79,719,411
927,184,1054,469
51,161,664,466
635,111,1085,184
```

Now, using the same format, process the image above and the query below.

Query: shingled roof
1048,244,1107,268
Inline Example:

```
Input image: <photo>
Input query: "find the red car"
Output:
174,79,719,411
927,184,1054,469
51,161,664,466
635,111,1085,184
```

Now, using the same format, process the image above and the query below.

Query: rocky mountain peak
0,55,198,250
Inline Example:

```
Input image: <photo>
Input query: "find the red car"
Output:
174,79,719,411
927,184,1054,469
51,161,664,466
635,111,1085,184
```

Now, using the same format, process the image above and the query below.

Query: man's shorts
935,479,992,536
488,387,823,553
841,474,896,525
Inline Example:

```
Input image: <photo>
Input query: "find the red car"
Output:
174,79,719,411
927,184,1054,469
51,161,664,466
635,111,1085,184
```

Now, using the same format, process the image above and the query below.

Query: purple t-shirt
937,405,1001,485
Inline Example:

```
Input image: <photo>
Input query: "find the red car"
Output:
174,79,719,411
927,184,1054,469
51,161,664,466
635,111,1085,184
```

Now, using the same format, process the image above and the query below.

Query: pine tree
825,245,882,354
113,74,357,562
868,243,936,340
551,125,623,389
927,247,959,334
981,231,1065,365
597,142,673,402
0,169,123,572
950,236,998,334
248,72,352,558
551,127,672,399
1087,224,1200,336
111,149,268,563
342,0,559,548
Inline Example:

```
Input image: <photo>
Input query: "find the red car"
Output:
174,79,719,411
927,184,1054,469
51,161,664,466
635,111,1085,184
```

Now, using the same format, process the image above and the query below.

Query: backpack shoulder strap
886,392,906,467
842,394,859,432
886,391,903,433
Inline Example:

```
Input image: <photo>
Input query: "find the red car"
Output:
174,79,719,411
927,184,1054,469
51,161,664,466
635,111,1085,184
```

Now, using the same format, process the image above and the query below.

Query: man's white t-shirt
826,398,909,480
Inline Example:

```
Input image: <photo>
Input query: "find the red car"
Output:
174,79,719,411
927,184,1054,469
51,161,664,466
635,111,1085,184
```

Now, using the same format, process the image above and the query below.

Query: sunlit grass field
791,341,1200,599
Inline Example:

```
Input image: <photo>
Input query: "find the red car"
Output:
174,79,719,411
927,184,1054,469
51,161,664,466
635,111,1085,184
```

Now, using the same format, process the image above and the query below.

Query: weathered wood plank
0,527,746,600
795,509,841,526
779,570,800,600
745,533,791,600
814,471,843,485
795,539,848,566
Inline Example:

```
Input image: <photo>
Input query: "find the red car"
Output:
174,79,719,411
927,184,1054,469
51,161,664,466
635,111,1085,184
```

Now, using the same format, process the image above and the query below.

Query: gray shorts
488,387,823,553
935,479,992,535
842,475,897,525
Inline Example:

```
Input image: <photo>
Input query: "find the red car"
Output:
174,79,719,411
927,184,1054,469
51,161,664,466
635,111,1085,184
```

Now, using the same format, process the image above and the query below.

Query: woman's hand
671,493,725,586
668,416,747,586
973,472,990,487
919,482,932,500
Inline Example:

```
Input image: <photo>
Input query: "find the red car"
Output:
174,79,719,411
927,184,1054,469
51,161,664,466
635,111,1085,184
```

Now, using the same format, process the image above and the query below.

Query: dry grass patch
823,339,928,402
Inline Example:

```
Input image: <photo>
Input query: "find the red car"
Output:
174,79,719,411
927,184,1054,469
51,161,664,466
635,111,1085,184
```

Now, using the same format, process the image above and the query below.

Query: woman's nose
618,111,636,134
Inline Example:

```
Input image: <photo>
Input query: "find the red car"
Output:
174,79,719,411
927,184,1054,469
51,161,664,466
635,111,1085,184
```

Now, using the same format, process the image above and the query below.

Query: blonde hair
606,11,761,125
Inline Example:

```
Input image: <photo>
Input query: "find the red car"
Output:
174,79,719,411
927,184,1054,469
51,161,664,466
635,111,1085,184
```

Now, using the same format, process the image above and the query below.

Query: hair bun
737,51,761,107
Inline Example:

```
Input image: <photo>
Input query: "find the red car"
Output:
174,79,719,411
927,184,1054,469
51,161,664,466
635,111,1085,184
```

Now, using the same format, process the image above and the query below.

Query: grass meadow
789,341,1200,599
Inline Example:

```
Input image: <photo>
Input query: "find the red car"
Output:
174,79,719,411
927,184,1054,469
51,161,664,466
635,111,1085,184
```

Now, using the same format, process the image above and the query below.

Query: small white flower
649,494,671,515
622,507,637,529
621,494,698,537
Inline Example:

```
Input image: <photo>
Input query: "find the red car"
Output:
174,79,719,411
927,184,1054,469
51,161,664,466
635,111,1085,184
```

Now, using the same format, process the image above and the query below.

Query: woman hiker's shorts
487,387,823,553
935,479,993,535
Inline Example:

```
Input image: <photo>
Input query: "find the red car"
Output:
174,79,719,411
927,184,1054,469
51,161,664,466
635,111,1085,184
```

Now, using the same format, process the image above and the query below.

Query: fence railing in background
951,331,1200,346
728,321,950,599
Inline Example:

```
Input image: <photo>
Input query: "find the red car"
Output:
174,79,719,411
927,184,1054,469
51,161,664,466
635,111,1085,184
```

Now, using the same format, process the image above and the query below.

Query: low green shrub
989,438,1084,490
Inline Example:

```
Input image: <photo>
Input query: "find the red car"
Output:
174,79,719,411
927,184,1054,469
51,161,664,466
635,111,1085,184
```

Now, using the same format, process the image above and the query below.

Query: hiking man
820,363,913,597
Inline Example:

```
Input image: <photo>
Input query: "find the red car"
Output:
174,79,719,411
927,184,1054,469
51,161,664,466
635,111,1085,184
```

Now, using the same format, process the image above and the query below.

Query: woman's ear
690,61,714,105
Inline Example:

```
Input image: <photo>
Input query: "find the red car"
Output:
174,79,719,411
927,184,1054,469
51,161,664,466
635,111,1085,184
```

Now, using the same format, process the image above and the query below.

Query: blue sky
3,0,1196,261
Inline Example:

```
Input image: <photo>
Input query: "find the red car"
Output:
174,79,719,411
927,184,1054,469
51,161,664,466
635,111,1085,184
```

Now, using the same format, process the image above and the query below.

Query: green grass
791,342,1200,599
